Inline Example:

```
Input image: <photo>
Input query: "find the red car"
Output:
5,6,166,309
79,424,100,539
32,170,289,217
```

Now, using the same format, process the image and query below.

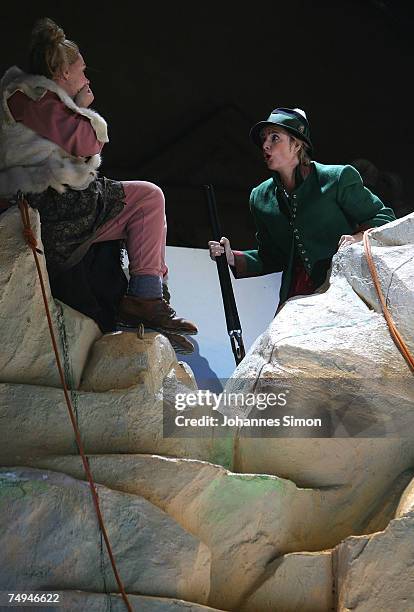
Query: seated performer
208,107,396,308
0,18,196,353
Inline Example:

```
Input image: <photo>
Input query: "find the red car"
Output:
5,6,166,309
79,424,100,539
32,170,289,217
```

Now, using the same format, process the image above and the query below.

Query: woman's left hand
338,231,364,249
74,84,94,108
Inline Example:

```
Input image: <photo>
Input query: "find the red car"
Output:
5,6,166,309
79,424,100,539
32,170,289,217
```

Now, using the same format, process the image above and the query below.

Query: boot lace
162,299,176,318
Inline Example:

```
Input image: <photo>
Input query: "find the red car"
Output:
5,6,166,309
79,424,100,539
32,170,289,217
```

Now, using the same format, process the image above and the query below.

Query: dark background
2,1,413,248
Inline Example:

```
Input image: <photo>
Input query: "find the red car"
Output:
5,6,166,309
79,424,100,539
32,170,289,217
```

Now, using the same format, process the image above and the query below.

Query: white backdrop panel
166,247,281,388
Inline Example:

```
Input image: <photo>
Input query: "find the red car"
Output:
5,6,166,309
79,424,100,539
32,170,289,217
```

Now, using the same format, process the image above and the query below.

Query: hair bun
28,17,79,78
30,17,66,49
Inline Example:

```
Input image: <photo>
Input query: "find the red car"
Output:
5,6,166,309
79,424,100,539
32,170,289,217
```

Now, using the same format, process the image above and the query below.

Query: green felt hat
250,107,313,154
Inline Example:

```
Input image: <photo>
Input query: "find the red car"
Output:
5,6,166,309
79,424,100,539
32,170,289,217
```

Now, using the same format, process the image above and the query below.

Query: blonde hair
29,17,79,79
289,135,311,166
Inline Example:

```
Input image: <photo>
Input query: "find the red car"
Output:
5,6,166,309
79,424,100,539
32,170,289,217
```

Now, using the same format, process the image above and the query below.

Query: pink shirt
7,90,104,157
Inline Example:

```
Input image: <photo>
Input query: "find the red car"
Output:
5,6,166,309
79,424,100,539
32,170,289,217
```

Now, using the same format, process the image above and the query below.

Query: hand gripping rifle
204,184,245,365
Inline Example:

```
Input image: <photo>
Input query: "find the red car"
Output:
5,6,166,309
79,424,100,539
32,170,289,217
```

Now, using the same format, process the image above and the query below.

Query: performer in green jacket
208,107,396,306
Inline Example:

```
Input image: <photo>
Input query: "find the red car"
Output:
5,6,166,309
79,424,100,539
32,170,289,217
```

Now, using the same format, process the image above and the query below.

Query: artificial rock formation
239,551,333,612
0,207,101,388
333,503,414,611
49,593,226,612
24,453,362,608
0,207,227,610
222,213,414,506
0,468,211,602
0,333,230,467
216,212,414,609
0,206,413,611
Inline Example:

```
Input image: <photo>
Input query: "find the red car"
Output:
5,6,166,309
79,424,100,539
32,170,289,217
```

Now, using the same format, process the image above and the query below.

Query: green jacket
232,161,396,304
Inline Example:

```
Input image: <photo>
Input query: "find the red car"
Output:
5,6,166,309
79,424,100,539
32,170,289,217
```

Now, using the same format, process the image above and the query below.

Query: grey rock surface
0,207,101,388
334,512,414,611
0,468,211,604
239,551,333,612
47,591,227,611
0,336,231,468
26,452,410,609
218,215,414,537
1,207,413,611
337,214,414,356
395,475,414,518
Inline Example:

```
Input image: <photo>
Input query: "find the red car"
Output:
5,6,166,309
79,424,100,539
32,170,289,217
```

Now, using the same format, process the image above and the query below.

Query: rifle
204,184,246,365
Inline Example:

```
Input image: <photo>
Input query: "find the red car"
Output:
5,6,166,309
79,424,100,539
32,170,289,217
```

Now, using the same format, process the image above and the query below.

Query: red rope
363,228,414,373
18,196,133,612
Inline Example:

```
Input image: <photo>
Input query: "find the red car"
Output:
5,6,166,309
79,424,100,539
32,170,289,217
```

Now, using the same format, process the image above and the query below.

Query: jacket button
298,243,303,247
305,257,309,261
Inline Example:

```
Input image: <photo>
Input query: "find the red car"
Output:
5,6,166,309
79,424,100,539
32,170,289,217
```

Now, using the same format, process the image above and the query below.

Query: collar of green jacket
271,163,308,193
270,161,359,198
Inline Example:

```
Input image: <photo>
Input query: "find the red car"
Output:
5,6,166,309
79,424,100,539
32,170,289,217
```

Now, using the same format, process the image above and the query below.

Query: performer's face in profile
261,126,300,172
56,53,90,99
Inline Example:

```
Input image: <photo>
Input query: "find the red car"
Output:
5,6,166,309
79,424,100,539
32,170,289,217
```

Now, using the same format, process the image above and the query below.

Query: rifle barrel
204,184,245,364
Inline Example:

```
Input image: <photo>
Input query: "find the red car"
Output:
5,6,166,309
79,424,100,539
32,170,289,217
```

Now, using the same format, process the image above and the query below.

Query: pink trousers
93,181,168,278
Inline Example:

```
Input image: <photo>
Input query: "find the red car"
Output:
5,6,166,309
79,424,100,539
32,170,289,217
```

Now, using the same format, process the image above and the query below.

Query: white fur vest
0,66,109,199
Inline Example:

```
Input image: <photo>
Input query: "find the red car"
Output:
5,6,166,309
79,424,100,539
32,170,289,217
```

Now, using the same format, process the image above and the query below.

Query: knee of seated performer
123,181,164,204
147,182,165,205
135,182,165,212
144,183,165,217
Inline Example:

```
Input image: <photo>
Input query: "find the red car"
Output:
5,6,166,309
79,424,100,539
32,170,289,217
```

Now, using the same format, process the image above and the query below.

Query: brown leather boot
118,296,198,335
162,331,194,354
